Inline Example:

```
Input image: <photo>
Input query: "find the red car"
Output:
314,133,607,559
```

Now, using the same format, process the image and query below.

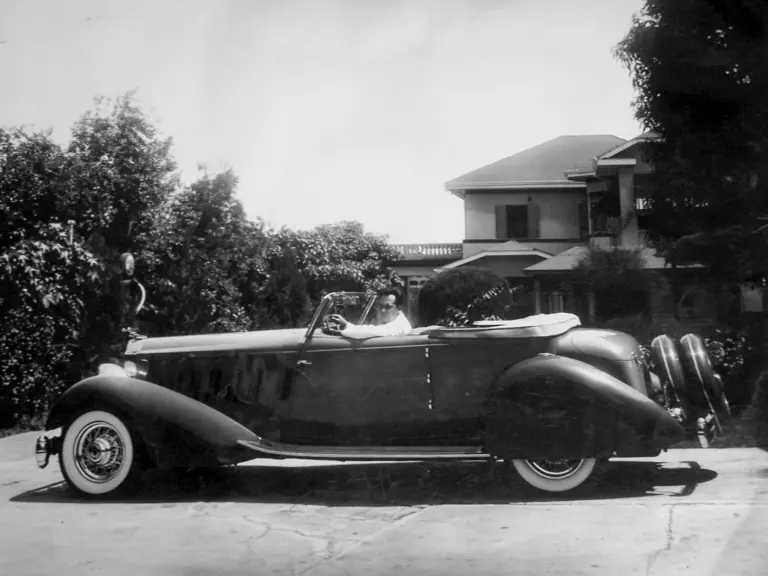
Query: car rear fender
483,354,684,460
45,376,260,469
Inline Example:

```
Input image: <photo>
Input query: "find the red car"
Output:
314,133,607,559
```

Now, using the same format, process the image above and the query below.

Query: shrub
417,267,512,327
565,246,660,322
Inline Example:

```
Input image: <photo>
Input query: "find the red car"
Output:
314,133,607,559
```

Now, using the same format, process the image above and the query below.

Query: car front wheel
512,457,597,493
59,409,143,498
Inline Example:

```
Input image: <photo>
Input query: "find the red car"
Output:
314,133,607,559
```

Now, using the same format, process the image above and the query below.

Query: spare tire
679,333,718,396
650,334,686,393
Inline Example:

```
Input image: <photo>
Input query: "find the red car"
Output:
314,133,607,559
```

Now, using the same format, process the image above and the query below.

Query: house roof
598,131,659,161
445,135,627,195
436,240,551,271
523,247,588,273
523,246,704,274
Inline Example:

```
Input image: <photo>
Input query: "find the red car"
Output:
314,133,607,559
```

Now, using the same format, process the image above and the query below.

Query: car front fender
46,376,261,469
483,354,684,460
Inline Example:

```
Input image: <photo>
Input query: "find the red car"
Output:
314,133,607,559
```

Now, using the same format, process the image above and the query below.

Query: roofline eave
437,249,552,271
445,180,586,193
598,134,658,160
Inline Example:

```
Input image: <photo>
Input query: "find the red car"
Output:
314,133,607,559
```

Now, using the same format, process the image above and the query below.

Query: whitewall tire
59,409,141,497
512,457,597,493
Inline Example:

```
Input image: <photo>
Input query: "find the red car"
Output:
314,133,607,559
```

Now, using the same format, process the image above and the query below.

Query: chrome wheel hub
527,458,583,479
74,422,125,483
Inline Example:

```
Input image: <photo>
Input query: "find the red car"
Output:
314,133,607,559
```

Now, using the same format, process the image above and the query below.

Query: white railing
389,243,463,259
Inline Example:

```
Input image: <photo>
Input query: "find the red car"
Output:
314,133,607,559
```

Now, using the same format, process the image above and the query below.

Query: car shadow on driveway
10,458,717,506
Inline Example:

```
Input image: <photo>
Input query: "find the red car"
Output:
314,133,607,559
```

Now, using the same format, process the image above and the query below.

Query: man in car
327,286,412,338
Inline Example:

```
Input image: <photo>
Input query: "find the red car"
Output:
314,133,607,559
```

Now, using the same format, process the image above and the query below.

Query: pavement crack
294,506,428,576
239,515,272,547
646,505,675,576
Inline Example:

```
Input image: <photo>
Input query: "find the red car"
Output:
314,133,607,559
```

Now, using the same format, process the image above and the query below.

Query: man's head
375,286,404,324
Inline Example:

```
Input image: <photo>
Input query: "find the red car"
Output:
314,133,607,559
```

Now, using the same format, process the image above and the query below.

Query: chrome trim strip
237,437,488,460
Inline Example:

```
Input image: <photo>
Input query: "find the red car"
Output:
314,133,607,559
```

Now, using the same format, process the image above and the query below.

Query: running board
237,436,488,461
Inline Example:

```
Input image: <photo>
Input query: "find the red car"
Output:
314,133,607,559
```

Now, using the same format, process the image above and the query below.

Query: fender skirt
484,354,685,460
45,376,262,469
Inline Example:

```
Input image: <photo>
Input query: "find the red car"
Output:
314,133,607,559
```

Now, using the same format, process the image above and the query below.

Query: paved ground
1,432,767,576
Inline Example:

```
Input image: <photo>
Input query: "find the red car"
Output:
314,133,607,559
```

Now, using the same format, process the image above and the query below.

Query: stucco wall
464,189,586,240
470,255,547,278
391,265,441,277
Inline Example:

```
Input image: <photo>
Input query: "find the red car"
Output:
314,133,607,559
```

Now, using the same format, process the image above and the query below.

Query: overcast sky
0,0,645,243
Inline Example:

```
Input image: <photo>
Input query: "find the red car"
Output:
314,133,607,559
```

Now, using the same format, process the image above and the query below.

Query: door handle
297,360,312,366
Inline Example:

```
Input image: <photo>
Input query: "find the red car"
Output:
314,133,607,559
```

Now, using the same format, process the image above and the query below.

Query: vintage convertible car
34,257,729,497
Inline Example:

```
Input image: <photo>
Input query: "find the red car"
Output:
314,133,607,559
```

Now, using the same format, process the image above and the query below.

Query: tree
615,0,768,432
614,0,768,281
65,92,180,358
256,238,312,329
67,91,178,254
0,92,183,427
0,129,72,251
565,246,660,323
0,223,102,427
138,168,268,335
265,221,402,311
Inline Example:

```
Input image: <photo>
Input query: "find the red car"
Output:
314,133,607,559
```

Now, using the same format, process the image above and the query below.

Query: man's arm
328,314,412,339
341,321,405,339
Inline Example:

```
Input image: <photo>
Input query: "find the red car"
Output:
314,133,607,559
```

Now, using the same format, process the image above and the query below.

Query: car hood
125,327,308,356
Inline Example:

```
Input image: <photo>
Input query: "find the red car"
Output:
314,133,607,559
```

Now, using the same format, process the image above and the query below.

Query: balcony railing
388,243,463,261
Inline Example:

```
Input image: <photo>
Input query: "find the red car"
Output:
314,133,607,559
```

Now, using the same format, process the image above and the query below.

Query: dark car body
36,290,724,497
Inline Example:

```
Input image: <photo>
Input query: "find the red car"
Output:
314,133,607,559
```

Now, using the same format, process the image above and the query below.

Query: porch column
400,275,410,318
533,279,541,314
618,167,639,247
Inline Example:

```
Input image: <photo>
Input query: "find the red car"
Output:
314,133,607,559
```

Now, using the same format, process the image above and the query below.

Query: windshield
326,292,376,324
306,291,377,336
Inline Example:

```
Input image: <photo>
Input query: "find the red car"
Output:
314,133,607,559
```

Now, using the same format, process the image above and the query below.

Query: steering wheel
322,317,343,335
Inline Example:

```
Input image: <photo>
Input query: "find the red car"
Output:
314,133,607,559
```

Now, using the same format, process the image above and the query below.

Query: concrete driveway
1,431,767,576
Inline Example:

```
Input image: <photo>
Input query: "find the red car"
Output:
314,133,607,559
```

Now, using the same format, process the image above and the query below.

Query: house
389,133,736,328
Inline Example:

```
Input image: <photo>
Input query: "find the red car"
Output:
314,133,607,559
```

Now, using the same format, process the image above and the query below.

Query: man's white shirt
339,311,413,339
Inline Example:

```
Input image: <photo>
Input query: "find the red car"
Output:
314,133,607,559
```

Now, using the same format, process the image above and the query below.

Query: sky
0,0,646,244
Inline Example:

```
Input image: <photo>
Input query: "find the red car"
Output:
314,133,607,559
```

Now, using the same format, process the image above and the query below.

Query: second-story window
495,203,540,239
506,205,528,238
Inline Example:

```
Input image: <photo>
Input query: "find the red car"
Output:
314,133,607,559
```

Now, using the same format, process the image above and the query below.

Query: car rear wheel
512,457,597,493
59,409,143,498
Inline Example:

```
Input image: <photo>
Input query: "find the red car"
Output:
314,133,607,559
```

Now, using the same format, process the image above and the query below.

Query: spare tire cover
712,372,724,397
650,334,686,392
679,333,718,395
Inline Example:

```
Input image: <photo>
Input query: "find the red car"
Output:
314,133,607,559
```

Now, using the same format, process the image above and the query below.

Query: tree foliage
67,91,178,253
288,221,401,295
0,223,102,426
565,246,660,323
614,0,768,282
615,1,768,431
0,93,400,427
138,168,268,335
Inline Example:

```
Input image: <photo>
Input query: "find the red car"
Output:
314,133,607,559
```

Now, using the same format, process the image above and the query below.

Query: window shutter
526,203,540,239
495,205,507,239
578,201,588,239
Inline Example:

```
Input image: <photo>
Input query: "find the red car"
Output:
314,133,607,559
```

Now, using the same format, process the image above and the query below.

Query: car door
347,334,433,445
426,337,544,444
282,333,432,446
